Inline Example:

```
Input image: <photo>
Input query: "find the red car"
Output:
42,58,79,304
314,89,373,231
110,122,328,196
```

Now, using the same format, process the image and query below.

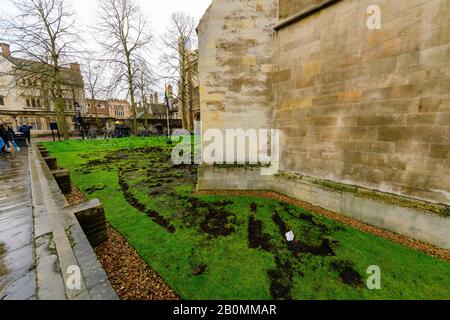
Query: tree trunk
187,60,194,132
126,55,137,135
92,97,100,130
142,94,149,130
54,67,69,140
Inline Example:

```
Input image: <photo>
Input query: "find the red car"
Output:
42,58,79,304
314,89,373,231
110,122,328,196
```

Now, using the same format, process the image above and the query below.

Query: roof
0,52,83,87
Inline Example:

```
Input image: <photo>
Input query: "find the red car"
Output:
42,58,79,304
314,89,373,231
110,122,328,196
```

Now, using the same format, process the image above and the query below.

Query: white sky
0,0,212,98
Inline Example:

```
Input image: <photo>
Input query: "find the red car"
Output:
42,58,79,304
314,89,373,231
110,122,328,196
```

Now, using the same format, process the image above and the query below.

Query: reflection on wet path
0,149,36,300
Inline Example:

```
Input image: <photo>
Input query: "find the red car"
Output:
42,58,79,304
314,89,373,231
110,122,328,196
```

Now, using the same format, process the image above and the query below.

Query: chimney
0,43,11,57
70,62,81,72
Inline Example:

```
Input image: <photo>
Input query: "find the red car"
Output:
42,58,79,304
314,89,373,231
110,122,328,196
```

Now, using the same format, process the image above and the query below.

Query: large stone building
0,43,85,133
197,0,450,249
85,98,132,119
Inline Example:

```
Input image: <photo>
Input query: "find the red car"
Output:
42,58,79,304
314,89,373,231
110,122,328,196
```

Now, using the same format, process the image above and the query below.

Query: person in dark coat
18,123,32,146
0,122,10,153
6,124,20,152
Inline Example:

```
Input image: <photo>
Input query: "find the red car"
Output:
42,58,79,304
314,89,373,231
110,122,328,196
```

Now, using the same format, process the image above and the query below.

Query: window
0,96,4,106
26,98,42,108
114,105,125,117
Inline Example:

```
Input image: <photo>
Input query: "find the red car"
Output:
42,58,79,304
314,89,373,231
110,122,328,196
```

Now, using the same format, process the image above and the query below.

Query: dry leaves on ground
95,226,179,300
65,185,179,300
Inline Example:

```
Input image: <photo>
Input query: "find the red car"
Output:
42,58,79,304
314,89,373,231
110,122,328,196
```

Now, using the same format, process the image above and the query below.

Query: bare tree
160,12,198,132
0,0,80,140
83,57,107,130
95,0,152,135
134,58,155,130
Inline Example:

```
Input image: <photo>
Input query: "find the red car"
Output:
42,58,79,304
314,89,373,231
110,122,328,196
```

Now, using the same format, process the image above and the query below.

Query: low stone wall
198,166,450,250
37,144,106,246
52,169,72,194
31,144,117,300
73,200,108,247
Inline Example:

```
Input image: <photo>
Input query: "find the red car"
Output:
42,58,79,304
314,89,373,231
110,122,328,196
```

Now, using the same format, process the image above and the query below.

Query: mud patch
268,257,293,300
180,196,236,237
192,264,207,276
248,203,273,251
84,184,106,194
330,260,364,287
273,213,336,257
119,170,176,233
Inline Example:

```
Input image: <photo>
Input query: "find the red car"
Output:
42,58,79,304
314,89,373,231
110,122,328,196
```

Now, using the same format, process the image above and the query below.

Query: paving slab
0,149,35,300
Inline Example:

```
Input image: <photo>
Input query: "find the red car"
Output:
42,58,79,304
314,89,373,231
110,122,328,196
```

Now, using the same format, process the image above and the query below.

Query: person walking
0,122,11,154
6,124,20,152
19,123,32,146
104,122,113,140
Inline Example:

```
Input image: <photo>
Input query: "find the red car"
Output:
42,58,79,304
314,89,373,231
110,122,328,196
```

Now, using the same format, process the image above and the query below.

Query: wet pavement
0,149,36,300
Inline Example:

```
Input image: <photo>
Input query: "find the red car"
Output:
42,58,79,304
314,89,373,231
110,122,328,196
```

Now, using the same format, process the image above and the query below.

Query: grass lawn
44,137,450,300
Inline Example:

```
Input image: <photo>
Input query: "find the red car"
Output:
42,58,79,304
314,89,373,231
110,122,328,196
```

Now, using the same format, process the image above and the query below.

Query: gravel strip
95,226,179,300
196,190,450,262
65,185,179,300
65,184,86,205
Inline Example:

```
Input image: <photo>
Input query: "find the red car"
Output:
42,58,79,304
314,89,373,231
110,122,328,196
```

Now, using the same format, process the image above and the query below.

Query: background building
0,43,85,134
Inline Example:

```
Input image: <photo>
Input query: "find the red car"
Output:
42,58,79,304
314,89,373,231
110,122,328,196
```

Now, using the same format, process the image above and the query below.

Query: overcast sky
74,0,212,44
0,0,212,98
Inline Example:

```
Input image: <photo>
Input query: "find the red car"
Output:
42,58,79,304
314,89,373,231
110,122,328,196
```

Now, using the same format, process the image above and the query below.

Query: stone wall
278,0,338,20
197,0,277,150
273,0,450,204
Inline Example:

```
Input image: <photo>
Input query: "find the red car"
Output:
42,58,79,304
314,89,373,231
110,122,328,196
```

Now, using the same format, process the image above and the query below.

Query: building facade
86,98,132,120
197,0,450,249
0,43,86,133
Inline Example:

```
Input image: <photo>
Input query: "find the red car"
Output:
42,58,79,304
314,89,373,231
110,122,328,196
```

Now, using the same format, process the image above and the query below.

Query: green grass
44,137,450,300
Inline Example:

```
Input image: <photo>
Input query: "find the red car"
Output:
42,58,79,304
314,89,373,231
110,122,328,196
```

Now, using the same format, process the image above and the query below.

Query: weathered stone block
52,169,72,194
41,150,50,158
73,199,107,247
43,157,57,170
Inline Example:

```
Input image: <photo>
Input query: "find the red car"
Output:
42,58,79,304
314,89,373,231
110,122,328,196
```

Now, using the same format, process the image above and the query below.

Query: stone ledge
31,145,118,300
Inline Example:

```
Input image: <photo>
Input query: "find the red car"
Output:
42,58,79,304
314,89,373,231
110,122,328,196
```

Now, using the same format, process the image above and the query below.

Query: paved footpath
0,149,36,300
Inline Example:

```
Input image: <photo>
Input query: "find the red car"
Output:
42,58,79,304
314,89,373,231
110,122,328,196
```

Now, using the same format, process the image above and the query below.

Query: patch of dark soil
268,257,293,300
248,204,273,251
330,260,364,287
149,190,161,196
180,196,236,237
273,212,289,235
84,184,106,194
280,203,332,233
119,170,176,233
199,210,234,237
288,238,336,257
272,213,336,257
248,216,274,251
192,264,207,276
147,211,176,233
85,159,107,167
